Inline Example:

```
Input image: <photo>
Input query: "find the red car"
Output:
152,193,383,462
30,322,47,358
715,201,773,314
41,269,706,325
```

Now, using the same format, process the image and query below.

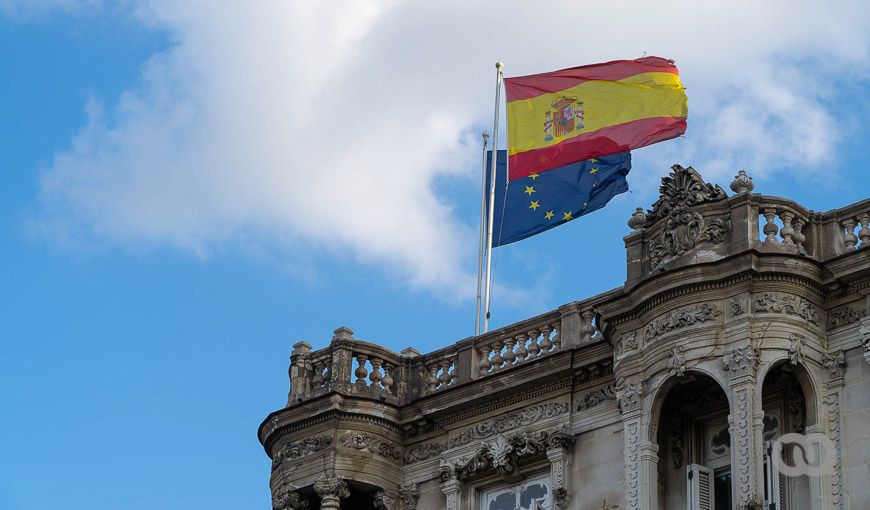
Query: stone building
258,166,870,510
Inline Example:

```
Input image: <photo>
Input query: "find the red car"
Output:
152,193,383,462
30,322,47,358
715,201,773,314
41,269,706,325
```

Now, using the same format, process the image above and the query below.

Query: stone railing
288,326,403,405
474,310,562,377
285,300,604,407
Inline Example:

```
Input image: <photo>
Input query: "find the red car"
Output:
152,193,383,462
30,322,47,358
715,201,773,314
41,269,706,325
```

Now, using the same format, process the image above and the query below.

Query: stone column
272,484,309,510
723,345,762,509
439,466,462,510
313,475,350,510
547,430,575,509
618,381,655,510
398,483,419,510
822,351,846,510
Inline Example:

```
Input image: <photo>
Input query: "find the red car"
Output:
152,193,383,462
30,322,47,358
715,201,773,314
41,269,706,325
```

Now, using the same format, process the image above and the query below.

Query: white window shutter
687,463,715,510
764,441,783,509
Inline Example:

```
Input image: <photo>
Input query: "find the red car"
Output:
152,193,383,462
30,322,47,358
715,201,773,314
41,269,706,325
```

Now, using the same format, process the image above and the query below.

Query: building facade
258,166,870,510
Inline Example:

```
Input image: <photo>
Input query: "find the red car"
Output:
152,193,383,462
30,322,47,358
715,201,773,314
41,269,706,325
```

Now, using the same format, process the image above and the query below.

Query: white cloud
29,0,870,297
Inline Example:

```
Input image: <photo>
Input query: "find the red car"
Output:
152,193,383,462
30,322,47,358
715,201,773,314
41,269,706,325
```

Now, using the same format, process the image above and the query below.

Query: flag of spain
504,57,687,181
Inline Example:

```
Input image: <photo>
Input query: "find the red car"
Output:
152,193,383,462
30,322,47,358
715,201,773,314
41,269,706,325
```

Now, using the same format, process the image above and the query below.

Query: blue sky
2,2,870,509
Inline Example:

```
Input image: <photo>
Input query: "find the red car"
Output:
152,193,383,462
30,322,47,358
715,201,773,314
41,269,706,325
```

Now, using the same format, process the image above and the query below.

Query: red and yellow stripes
504,57,688,180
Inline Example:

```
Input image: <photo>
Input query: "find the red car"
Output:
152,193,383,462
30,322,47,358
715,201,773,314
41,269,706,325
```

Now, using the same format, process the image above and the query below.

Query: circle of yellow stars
522,160,600,223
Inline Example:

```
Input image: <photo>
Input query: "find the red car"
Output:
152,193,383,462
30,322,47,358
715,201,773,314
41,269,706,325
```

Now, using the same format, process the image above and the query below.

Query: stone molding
448,402,569,449
340,431,401,460
403,442,445,465
643,303,720,344
271,434,333,472
752,292,820,326
576,383,617,411
272,485,309,510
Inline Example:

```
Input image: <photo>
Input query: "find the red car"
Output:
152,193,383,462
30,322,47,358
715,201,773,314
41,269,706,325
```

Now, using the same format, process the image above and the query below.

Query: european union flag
486,150,631,247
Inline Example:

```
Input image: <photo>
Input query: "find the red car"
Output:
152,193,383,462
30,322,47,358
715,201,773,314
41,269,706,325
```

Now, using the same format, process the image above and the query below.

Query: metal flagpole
475,131,490,337
483,61,504,333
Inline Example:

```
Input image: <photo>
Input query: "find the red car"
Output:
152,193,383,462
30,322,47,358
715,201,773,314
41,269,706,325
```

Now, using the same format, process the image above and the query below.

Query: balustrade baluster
514,334,527,363
428,364,439,393
858,213,870,249
438,360,451,388
312,359,325,388
779,211,795,244
354,354,368,388
478,346,492,374
762,208,779,243
540,325,553,353
369,357,383,388
843,218,858,250
381,361,394,395
792,217,806,250
490,341,504,371
527,330,540,358
502,338,516,366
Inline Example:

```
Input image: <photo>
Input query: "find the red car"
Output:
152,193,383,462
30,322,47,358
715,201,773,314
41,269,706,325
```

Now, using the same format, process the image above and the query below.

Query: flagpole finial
482,131,490,143
495,61,504,71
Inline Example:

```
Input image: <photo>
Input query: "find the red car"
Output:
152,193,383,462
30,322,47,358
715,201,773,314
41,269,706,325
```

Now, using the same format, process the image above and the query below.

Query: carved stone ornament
667,345,687,377
646,165,730,268
643,303,720,343
722,345,758,377
451,428,571,481
272,434,333,471
616,381,643,414
577,383,617,411
404,442,445,464
752,293,819,326
788,334,805,366
822,350,846,380
272,485,309,510
340,431,401,460
373,490,396,510
828,305,864,329
730,169,754,194
449,402,569,448
398,484,419,510
729,296,747,316
312,476,350,509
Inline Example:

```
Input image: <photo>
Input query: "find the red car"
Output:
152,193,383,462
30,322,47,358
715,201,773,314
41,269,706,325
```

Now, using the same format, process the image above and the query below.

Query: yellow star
529,173,539,180
563,211,573,221
529,201,540,210
544,210,554,220
589,167,599,174
524,186,536,195
589,158,598,163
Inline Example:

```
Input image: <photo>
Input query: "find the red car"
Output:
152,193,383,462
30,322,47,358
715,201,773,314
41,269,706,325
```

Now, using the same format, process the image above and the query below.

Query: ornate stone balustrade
474,311,562,377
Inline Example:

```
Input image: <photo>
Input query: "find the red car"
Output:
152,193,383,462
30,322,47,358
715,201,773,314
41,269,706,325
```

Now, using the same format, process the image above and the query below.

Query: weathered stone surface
259,164,870,510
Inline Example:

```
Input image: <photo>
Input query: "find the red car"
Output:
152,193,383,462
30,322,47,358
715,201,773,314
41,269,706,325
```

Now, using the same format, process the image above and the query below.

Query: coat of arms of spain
544,96,584,142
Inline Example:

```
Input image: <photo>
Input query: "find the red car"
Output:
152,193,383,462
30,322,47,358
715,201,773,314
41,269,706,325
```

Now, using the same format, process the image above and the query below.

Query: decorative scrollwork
645,165,730,268
272,434,333,471
340,431,401,460
752,293,819,326
643,303,720,343
449,402,569,448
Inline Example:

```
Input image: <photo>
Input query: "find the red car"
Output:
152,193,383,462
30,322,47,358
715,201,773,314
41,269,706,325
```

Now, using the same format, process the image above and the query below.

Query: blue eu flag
486,150,631,247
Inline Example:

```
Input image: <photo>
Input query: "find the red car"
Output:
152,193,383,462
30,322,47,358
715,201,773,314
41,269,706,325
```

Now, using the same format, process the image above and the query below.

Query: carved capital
617,381,644,414
667,345,687,377
272,485,309,510
313,476,350,510
823,350,846,381
374,490,396,510
398,484,419,510
723,345,758,379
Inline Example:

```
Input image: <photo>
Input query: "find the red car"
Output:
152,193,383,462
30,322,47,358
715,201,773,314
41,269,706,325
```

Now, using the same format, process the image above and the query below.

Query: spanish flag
504,57,687,180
